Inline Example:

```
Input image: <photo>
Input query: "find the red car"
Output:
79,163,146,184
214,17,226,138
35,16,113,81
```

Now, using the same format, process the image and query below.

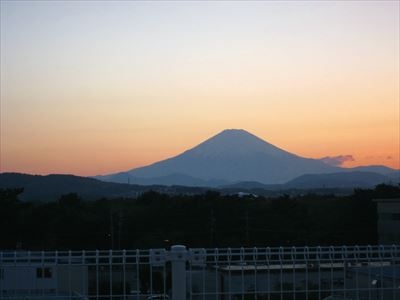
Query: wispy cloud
320,155,355,166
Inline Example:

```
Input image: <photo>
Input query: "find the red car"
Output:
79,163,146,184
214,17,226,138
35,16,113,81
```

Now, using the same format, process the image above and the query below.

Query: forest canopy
0,184,399,250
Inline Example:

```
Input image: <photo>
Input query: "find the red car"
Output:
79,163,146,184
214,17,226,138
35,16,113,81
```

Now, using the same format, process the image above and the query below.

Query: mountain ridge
1,171,397,202
0,173,143,201
96,129,397,186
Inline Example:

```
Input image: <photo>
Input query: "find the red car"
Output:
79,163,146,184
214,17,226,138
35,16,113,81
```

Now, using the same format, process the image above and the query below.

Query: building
0,250,160,299
188,262,397,300
0,254,88,299
374,198,400,244
1,246,399,300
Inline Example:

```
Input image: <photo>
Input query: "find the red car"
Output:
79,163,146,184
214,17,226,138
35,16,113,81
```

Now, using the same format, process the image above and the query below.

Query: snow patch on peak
185,129,294,158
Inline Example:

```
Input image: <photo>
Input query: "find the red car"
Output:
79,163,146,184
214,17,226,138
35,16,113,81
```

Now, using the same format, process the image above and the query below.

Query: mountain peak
219,128,249,134
98,128,340,185
187,128,292,158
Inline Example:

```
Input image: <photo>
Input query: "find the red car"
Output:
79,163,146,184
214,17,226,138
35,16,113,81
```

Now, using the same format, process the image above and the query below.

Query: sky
1,0,399,176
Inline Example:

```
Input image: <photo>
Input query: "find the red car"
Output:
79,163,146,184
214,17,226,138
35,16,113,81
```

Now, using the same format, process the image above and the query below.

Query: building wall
0,264,88,297
376,199,400,244
188,268,347,300
219,270,345,294
0,265,57,295
57,265,88,295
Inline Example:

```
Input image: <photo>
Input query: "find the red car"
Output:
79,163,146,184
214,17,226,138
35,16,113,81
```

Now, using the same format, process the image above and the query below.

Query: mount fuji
96,129,354,186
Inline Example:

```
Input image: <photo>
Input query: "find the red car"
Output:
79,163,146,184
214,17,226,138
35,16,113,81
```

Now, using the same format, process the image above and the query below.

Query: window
0,268,3,280
36,267,52,279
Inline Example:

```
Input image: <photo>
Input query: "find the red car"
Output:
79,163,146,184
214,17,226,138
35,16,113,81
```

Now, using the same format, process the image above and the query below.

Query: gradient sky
1,0,399,176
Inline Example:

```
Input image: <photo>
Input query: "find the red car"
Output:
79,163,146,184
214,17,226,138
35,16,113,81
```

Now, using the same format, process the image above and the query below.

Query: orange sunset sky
1,1,399,176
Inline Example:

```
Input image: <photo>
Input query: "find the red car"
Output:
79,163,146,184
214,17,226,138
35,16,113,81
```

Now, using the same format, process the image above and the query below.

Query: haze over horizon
1,1,399,176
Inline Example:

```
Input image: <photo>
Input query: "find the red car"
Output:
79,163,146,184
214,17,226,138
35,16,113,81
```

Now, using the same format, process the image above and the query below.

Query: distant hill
0,173,144,201
220,170,397,192
284,171,392,189
96,129,344,185
0,173,217,201
386,171,400,182
221,181,281,190
1,171,397,201
103,173,229,187
345,165,397,175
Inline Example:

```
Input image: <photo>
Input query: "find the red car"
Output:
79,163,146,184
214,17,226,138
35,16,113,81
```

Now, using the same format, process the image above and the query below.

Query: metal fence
0,245,399,300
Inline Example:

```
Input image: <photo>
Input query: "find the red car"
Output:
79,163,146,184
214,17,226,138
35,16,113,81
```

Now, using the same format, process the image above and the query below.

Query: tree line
0,184,399,250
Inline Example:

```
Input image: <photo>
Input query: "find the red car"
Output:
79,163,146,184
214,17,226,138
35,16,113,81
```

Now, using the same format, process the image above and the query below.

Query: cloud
320,155,355,166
